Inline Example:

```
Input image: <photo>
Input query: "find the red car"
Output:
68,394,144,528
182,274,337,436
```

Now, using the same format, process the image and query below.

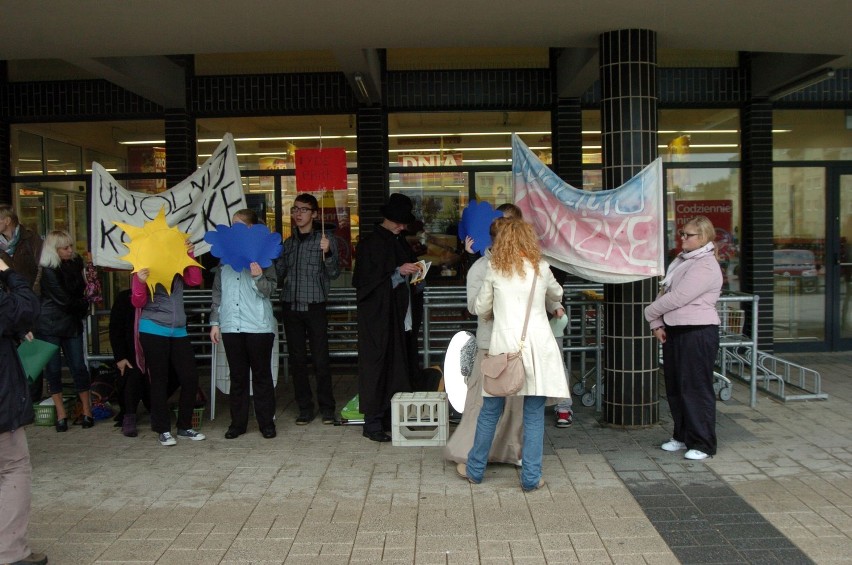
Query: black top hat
380,193,416,224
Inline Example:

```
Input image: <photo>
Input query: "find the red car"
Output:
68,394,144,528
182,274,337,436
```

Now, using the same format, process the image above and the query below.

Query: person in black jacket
353,194,424,442
35,230,93,432
109,289,147,437
0,257,49,565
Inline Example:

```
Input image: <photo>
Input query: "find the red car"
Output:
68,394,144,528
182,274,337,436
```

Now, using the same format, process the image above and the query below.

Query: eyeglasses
679,231,700,239
290,206,315,214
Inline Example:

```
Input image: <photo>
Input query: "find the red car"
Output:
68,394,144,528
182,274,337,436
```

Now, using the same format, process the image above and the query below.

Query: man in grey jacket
276,194,340,425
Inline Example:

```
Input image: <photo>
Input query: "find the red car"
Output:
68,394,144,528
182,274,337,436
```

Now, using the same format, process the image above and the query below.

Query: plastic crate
172,407,205,429
390,391,449,447
33,404,56,426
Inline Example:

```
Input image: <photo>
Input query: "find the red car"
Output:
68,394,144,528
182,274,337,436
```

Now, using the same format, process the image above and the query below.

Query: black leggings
139,333,199,434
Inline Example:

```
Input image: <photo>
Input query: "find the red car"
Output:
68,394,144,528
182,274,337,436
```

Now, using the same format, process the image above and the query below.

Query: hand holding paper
410,260,431,284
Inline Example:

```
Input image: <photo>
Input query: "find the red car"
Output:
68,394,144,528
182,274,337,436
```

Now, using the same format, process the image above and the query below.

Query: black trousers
662,324,719,456
282,303,335,417
222,332,276,431
121,365,148,416
139,333,199,434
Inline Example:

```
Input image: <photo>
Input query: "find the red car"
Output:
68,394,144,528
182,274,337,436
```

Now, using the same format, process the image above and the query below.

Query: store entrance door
828,168,852,350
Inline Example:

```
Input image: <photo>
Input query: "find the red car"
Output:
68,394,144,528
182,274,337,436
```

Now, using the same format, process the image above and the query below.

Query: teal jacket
210,264,277,334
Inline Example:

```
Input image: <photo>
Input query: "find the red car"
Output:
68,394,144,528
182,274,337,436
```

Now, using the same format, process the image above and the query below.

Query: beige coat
474,259,571,402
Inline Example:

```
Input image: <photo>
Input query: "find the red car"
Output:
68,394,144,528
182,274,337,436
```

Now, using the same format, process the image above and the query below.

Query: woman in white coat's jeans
461,218,570,491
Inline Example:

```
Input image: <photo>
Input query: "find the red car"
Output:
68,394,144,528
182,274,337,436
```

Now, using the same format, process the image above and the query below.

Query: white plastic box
390,391,449,447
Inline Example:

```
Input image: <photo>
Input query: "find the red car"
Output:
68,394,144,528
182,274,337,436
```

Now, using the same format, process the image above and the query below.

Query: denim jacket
210,264,277,334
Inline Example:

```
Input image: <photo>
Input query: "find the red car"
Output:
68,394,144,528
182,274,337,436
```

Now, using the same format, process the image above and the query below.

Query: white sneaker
661,438,687,452
684,449,709,460
177,428,206,441
158,432,176,446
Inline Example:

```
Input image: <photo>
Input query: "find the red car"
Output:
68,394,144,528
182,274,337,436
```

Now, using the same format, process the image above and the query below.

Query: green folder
17,339,59,383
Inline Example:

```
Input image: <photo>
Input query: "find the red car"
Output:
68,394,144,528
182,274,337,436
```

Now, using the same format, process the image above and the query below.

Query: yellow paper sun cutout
115,207,202,298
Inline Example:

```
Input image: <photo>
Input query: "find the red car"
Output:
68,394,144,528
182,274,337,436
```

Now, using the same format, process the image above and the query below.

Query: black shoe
55,418,68,433
10,551,48,565
81,415,94,429
224,427,244,439
322,413,336,425
362,430,392,442
295,412,314,425
261,426,277,439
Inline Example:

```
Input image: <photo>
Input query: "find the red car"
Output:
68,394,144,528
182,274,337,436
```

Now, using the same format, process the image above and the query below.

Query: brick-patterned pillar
165,109,196,188
356,106,389,230
739,104,775,350
0,60,10,204
551,97,583,187
600,29,660,426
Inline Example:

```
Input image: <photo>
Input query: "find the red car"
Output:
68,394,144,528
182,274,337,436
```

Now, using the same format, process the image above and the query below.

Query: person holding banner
645,215,722,461
132,241,206,446
210,209,279,439
0,257,48,565
275,194,340,425
35,231,94,432
353,193,423,442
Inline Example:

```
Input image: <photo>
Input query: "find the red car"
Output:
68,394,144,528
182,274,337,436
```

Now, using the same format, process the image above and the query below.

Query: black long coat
0,268,41,432
352,225,421,417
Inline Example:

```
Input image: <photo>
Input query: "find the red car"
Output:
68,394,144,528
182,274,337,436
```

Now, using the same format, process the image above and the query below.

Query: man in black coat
0,257,48,565
353,194,424,442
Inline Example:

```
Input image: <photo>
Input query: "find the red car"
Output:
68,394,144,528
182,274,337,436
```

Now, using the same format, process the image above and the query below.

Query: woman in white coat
460,218,570,491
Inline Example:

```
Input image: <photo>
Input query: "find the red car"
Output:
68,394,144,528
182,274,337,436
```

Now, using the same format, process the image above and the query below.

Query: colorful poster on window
127,146,166,193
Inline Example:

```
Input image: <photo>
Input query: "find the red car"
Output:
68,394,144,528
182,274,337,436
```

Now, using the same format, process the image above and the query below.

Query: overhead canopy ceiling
1,0,850,62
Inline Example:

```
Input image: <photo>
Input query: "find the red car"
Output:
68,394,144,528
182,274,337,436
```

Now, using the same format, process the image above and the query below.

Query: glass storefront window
196,116,358,170
390,171,468,282
389,111,551,168
666,168,741,291
44,138,82,175
773,110,852,161
12,120,164,178
659,109,740,163
773,167,826,344
14,131,44,175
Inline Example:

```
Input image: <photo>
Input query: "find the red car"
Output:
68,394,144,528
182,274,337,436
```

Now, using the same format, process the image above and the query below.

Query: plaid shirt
275,228,340,311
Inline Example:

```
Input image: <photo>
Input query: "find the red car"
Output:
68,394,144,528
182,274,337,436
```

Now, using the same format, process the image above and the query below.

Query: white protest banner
513,134,665,283
90,134,246,269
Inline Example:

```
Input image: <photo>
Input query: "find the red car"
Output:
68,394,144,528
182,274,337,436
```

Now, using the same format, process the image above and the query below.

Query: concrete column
551,96,583,187
356,106,389,228
739,54,775,350
0,61,10,204
165,109,196,188
599,29,660,426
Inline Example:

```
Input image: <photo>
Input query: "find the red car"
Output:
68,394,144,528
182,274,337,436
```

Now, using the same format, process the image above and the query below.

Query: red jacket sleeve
130,273,149,308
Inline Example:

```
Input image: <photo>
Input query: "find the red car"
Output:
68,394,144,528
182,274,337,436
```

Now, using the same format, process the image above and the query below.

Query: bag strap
519,269,538,347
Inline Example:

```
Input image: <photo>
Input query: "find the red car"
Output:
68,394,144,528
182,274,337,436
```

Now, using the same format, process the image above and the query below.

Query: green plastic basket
172,407,205,429
33,404,56,426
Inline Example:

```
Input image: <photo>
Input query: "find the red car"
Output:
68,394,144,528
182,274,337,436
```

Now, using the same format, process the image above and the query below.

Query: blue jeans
40,333,90,394
466,395,546,490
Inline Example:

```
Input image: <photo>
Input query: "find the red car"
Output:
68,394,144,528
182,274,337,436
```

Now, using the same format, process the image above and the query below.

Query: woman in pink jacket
645,215,723,461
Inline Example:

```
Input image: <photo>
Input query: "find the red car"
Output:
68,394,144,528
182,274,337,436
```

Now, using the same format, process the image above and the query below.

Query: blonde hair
490,218,541,277
39,230,76,268
684,215,715,244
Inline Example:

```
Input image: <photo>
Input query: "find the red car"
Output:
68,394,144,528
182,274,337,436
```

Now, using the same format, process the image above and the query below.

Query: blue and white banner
513,134,665,283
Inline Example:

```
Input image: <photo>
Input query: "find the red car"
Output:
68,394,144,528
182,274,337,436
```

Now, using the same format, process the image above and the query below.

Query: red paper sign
295,148,347,191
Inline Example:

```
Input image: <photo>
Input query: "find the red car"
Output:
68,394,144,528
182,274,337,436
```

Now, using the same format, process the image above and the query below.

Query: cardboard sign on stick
295,148,347,191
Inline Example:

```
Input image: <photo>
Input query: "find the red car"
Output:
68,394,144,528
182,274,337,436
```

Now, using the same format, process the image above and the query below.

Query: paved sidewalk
24,352,852,564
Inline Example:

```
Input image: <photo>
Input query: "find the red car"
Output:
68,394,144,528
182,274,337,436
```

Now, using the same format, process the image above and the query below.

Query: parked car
773,249,818,293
